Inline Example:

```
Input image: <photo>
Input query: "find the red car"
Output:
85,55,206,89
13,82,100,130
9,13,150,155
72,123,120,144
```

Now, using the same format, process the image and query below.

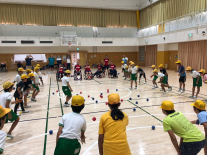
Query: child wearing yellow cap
150,65,158,89
13,67,25,86
160,100,205,155
190,100,207,154
121,61,127,77
0,82,21,138
31,67,40,101
128,62,138,89
62,70,73,107
0,105,12,154
137,66,147,85
199,69,207,101
186,66,202,99
36,64,45,86
98,93,131,155
159,64,172,91
14,74,29,114
124,66,129,80
175,60,186,93
54,95,86,155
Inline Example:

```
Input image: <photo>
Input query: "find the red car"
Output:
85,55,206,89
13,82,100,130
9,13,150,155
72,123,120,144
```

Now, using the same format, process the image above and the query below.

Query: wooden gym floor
0,67,206,155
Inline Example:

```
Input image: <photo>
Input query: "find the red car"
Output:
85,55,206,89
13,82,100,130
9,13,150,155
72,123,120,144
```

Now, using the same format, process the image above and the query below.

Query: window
14,54,47,62
139,47,145,62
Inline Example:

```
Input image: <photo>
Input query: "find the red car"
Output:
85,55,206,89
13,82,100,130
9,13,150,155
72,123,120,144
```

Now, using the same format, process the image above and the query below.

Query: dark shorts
58,73,64,77
49,65,54,68
139,73,146,78
179,76,186,83
104,65,109,70
180,140,205,155
74,70,81,74
39,77,42,80
85,71,91,73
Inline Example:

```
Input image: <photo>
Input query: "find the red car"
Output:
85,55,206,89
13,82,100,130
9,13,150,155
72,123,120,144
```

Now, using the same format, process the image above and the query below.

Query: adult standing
56,55,62,68
66,52,71,70
25,54,34,69
122,54,128,77
102,55,110,75
48,54,55,71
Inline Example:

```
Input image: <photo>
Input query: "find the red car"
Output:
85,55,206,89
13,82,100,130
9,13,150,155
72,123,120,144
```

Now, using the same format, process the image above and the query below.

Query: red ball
80,92,82,94
106,102,108,105
56,90,58,92
88,95,90,98
116,56,118,58
92,117,96,121
121,99,123,102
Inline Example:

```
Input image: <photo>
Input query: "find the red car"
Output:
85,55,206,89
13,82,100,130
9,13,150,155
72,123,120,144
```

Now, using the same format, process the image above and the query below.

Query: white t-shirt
59,112,86,140
38,72,42,78
33,72,39,84
0,92,13,109
62,76,69,86
14,74,21,83
190,70,200,78
129,66,137,74
67,58,70,63
57,57,62,61
122,64,127,69
158,73,165,78
0,130,7,153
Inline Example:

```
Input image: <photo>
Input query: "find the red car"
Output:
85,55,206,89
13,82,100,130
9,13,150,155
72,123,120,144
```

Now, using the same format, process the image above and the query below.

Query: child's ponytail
109,103,124,120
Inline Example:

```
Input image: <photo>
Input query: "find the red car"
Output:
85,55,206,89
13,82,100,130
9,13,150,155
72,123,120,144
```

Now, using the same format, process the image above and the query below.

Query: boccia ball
133,108,136,112
152,126,155,130
137,95,140,97
106,102,108,105
136,101,138,104
121,99,123,102
52,92,55,95
116,89,118,91
129,97,132,100
49,130,53,135
92,117,96,121
100,93,103,95
88,95,90,98
147,99,149,101
13,87,15,90
56,90,58,92
96,100,98,103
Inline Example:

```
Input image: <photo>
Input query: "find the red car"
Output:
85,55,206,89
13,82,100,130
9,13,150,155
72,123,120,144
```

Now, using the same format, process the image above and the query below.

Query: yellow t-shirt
163,111,205,142
99,111,131,155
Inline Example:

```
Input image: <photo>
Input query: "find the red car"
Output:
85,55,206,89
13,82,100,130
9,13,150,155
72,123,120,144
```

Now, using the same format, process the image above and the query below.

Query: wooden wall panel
168,51,178,70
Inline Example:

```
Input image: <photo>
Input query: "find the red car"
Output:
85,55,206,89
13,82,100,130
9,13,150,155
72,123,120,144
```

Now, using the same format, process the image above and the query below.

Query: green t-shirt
163,111,204,142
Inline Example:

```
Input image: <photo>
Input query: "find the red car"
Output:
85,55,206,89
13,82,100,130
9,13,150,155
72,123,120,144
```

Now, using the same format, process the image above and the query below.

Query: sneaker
169,86,172,91
178,88,182,92
42,84,44,87
22,111,29,113
31,98,37,101
17,108,22,111
163,92,166,94
124,78,126,80
7,134,14,139
160,89,163,91
189,96,194,98
205,99,207,102
152,87,155,89
155,85,158,88
144,82,147,84
122,75,125,77
64,103,70,107
193,96,197,99
139,83,141,85
24,105,31,108
17,114,21,116
134,87,137,89
129,87,132,90
181,89,185,93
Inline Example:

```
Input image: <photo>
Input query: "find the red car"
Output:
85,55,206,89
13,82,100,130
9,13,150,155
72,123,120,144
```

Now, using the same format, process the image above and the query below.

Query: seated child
85,63,92,79
93,62,103,78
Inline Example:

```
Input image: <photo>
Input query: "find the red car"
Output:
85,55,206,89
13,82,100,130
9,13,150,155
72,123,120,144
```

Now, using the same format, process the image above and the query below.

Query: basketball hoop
68,43,71,49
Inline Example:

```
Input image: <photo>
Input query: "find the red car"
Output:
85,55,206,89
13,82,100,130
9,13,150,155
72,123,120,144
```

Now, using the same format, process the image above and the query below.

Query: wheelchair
74,70,82,80
56,71,64,81
84,70,94,80
108,69,118,78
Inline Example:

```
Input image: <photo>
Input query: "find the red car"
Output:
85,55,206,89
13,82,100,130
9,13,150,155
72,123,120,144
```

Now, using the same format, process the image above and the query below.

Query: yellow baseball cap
18,68,25,72
72,95,84,106
21,74,29,79
158,64,164,68
190,100,206,110
36,64,41,67
151,65,155,68
136,65,139,68
28,73,36,78
121,61,124,63
159,101,174,110
0,105,11,118
153,69,158,73
175,60,182,64
34,67,39,71
186,66,192,71
108,93,120,105
129,61,132,63
125,66,128,68
26,68,32,72
3,81,14,89
65,70,71,74
198,69,206,74
131,62,135,65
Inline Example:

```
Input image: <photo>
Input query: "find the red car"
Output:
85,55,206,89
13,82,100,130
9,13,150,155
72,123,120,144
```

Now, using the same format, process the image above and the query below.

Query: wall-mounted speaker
1,41,16,43
40,41,53,43
102,41,113,44
21,40,35,44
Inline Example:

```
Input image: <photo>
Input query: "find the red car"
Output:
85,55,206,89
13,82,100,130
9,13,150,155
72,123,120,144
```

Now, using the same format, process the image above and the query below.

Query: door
71,53,77,69
168,51,178,70
79,52,86,67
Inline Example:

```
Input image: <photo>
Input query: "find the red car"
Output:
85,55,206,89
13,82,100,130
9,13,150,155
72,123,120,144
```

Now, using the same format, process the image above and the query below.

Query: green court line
127,100,163,123
43,77,51,155
93,79,101,84
57,80,64,116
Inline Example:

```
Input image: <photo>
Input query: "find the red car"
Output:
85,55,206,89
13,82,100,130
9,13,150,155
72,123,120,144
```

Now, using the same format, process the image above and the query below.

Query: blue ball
129,97,132,100
147,99,149,101
84,99,85,101
49,130,53,135
136,101,138,104
118,73,120,75
76,94,78,95
52,92,54,95
92,98,94,100
152,126,155,130
133,108,136,112
13,87,15,90
96,100,98,103
137,95,140,97
100,93,103,95
116,89,118,91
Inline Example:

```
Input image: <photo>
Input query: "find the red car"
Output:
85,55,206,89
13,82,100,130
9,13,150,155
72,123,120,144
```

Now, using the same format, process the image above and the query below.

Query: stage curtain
145,45,157,67
0,3,137,27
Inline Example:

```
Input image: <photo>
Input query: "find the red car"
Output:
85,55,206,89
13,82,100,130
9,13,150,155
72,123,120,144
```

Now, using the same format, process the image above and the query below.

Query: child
23,73,35,108
159,64,171,91
121,61,127,79
137,66,147,84
186,66,202,99
93,62,103,78
150,65,158,89
124,66,129,80
175,60,186,93
190,100,207,155
31,67,40,101
74,61,82,80
98,93,131,155
36,64,45,86
199,69,207,101
85,63,92,80
26,68,32,76
0,105,11,154
129,62,137,89
108,61,117,78
14,74,29,114
54,95,86,155
0,82,21,138
160,100,205,155
13,67,25,86
153,69,172,94
62,70,73,107
58,64,64,81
